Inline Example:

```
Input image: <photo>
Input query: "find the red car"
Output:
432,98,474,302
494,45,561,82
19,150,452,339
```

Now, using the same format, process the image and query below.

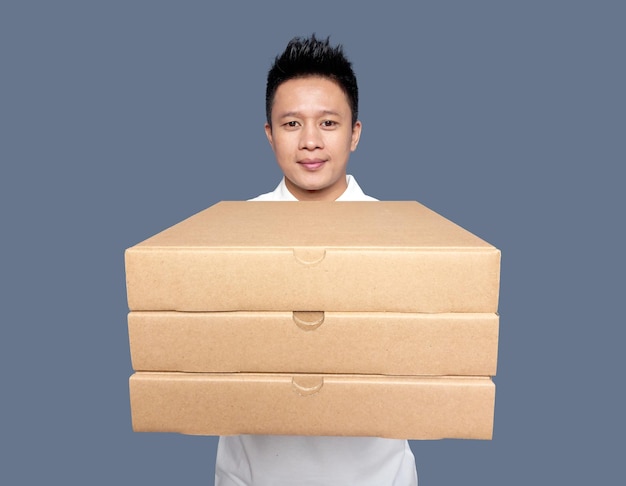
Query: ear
264,123,274,148
350,120,362,152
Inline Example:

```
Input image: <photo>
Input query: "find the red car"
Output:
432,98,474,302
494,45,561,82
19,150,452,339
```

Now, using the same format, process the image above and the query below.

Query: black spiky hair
265,34,359,126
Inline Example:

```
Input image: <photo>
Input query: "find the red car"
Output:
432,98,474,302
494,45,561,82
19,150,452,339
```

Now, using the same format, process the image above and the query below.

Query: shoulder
339,175,379,201
247,179,289,201
247,178,297,202
248,192,276,201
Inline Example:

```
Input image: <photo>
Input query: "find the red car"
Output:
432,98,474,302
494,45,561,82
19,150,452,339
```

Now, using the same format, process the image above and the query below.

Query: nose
299,124,324,150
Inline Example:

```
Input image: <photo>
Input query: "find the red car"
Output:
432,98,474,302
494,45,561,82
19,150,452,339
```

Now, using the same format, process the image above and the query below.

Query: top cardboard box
125,201,500,313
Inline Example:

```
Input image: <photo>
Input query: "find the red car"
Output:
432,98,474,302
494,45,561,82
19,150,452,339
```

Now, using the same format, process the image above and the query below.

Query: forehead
272,76,351,117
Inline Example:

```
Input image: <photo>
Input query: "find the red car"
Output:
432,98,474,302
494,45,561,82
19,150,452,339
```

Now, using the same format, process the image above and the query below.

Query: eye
321,120,338,128
283,120,300,128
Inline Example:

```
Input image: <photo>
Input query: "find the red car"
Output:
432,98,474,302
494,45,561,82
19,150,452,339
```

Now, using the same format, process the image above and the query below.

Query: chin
292,177,328,190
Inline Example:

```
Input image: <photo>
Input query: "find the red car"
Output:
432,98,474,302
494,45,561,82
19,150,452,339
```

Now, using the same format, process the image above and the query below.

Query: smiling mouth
299,160,326,170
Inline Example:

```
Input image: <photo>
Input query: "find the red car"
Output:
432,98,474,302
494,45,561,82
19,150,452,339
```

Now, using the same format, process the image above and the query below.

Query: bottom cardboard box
129,372,495,440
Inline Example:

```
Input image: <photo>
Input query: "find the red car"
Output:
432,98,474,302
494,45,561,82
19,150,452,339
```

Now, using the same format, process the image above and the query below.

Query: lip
298,159,326,170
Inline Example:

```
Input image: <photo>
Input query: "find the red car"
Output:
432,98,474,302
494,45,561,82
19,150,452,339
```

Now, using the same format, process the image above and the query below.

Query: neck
285,177,348,201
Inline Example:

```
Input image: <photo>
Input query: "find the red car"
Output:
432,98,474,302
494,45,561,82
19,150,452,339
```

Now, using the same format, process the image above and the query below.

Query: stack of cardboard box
125,201,500,440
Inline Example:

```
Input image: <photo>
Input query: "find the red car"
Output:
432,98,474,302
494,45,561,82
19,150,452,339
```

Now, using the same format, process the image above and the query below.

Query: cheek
344,135,358,153
272,138,295,162
274,141,291,157
273,133,295,151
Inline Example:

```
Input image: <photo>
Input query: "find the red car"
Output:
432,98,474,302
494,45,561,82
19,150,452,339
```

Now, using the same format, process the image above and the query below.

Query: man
215,34,418,486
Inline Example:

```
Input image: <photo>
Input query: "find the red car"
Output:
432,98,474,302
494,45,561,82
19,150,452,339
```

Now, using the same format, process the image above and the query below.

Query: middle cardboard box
129,310,499,376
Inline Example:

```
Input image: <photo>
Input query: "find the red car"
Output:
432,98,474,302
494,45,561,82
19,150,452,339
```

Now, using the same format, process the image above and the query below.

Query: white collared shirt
215,175,418,486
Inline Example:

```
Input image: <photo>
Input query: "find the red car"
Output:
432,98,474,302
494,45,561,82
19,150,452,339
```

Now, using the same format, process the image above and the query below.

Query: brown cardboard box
125,201,501,313
129,372,495,440
128,311,499,376
125,201,501,439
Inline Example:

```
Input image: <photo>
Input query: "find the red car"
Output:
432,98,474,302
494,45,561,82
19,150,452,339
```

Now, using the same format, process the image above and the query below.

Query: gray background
2,1,623,484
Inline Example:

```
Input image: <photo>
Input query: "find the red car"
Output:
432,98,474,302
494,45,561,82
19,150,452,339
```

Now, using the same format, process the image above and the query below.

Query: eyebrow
277,110,342,119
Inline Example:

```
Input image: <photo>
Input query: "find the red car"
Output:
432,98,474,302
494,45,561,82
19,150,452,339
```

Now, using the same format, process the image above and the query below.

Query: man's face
265,76,361,201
